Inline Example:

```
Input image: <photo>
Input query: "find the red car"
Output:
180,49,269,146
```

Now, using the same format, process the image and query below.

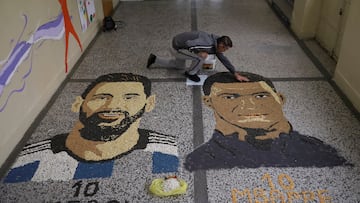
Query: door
315,0,348,61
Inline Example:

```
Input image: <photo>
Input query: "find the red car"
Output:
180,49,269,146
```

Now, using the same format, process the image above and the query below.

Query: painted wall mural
184,72,351,171
3,73,179,183
0,0,83,112
57,0,84,73
77,0,96,32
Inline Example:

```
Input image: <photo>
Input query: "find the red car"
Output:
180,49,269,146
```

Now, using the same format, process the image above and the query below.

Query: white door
315,0,349,61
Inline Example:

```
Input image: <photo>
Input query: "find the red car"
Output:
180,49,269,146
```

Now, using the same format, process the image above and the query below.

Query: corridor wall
334,0,360,112
0,1,105,167
291,0,360,112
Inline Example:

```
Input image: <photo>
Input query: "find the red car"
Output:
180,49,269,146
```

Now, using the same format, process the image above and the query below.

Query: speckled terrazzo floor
1,0,360,202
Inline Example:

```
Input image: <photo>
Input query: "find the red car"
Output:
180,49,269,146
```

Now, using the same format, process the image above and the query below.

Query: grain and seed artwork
184,72,350,171
1,73,179,202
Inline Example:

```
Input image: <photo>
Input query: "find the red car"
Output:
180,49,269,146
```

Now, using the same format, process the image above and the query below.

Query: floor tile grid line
192,86,209,203
268,3,360,121
191,1,209,203
191,0,197,32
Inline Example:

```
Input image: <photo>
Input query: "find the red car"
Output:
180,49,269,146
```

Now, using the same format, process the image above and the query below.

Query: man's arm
216,53,249,81
234,72,249,81
216,52,235,73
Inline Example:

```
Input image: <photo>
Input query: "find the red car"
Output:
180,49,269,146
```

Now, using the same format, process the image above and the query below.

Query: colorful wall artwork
59,0,83,72
0,0,83,112
77,0,96,32
85,0,96,24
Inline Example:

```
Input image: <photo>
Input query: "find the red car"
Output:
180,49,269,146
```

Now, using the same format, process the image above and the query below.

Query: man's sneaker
185,72,200,82
147,53,156,68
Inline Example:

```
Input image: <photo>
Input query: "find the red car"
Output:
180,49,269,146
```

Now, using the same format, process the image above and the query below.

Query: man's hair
81,73,151,99
217,36,233,47
203,72,276,95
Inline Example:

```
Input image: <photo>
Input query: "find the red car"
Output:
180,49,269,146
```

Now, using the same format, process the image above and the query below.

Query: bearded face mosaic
3,73,179,183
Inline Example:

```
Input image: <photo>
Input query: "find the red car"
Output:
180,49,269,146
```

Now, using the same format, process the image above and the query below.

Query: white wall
333,0,360,112
316,0,339,51
291,0,359,112
315,0,347,59
0,1,104,167
291,0,322,39
113,0,120,5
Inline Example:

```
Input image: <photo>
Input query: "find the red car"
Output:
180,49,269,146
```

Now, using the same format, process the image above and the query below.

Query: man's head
203,72,290,141
71,73,155,142
216,36,232,53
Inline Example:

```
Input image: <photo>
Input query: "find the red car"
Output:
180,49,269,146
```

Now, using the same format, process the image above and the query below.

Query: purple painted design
0,42,31,85
0,50,33,112
0,14,65,112
33,13,64,43
0,82,26,112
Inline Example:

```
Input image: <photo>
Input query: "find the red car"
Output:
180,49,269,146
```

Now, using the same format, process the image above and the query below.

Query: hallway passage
1,0,359,202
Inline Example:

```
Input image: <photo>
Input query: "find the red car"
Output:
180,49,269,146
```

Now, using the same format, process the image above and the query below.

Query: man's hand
234,72,249,81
